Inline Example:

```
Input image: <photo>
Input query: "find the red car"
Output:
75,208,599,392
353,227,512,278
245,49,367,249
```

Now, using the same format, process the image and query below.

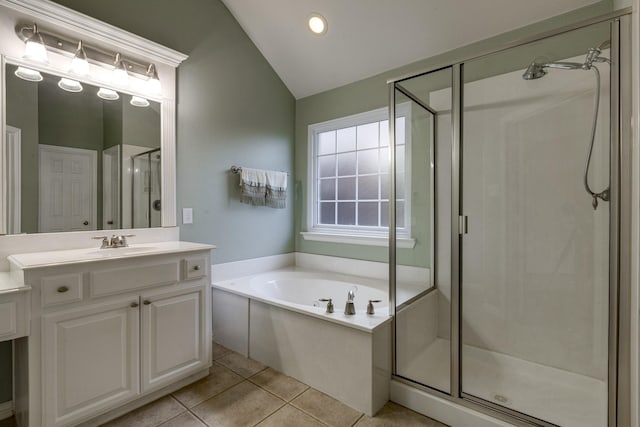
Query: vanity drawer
41,273,83,307
90,261,180,297
183,257,206,281
0,292,29,340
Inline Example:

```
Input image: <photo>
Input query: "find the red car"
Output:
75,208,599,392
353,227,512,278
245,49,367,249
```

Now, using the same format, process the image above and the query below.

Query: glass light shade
130,96,149,107
14,66,43,82
58,78,83,93
147,76,162,95
97,88,119,100
24,39,48,62
112,67,129,86
308,14,327,34
70,56,90,76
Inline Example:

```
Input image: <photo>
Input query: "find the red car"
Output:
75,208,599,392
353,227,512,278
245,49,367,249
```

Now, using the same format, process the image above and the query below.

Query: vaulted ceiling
222,0,603,99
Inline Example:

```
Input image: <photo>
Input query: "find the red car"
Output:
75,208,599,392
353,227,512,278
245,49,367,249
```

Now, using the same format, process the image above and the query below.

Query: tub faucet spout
344,290,356,315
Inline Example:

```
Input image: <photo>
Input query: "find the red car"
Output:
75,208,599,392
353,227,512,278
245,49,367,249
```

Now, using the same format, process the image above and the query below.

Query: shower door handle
458,215,468,235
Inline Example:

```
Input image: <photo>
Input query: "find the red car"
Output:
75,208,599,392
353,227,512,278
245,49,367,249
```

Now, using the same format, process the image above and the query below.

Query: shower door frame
388,10,631,427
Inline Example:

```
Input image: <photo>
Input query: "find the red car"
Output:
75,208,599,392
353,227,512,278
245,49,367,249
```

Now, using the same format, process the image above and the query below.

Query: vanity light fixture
14,66,43,82
58,77,83,92
112,53,129,87
130,95,150,107
146,64,162,95
97,88,120,100
22,23,48,62
308,13,327,35
69,41,89,76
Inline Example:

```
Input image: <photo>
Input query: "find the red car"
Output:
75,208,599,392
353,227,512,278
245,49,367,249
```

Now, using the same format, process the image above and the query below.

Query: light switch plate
182,208,193,224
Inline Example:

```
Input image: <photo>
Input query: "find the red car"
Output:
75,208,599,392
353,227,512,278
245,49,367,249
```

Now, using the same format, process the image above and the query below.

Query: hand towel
240,167,267,206
265,170,287,209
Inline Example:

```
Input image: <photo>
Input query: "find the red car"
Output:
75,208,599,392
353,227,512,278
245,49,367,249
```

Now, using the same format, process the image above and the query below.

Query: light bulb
69,41,89,76
58,78,83,93
146,64,162,95
97,88,119,100
112,53,129,86
130,96,149,107
23,24,48,63
14,66,43,82
308,14,327,35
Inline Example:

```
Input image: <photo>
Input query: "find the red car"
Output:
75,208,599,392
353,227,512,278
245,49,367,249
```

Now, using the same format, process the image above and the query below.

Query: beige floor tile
158,412,207,427
291,388,362,427
249,367,309,401
101,395,185,427
191,381,285,427
0,417,17,427
173,362,243,407
354,402,448,427
216,351,266,378
256,404,326,427
212,341,232,360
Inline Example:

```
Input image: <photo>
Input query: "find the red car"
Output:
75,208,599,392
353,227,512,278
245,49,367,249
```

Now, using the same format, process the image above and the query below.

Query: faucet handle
92,236,109,249
120,234,135,247
319,298,334,313
366,300,382,315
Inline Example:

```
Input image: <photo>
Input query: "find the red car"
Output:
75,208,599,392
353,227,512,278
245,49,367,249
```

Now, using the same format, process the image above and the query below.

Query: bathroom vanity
4,241,213,427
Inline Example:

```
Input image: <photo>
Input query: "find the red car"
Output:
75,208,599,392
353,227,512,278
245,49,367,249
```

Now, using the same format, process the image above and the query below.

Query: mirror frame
0,0,188,235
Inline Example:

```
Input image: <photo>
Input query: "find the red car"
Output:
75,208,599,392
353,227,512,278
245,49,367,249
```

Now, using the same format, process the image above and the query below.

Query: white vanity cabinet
9,242,213,427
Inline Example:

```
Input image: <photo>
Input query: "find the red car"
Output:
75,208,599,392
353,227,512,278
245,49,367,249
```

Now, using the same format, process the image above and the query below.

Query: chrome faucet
92,234,135,249
344,290,356,315
319,298,334,313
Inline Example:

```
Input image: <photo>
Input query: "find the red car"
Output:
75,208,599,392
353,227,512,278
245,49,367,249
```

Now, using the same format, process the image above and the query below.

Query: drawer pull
130,302,139,308
143,300,151,305
193,265,200,271
57,286,69,293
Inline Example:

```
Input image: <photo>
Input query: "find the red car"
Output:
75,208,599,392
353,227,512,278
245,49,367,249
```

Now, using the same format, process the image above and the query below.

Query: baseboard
0,400,13,421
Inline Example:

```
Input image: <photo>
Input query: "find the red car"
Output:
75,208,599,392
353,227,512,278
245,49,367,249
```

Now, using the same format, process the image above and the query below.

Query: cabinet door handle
143,300,151,305
57,286,69,293
130,302,139,308
193,265,200,271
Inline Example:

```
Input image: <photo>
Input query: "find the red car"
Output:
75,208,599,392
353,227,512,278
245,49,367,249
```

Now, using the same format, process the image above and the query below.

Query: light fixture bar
16,23,155,79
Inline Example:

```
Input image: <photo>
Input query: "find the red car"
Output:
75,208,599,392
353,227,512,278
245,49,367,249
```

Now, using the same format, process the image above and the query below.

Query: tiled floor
0,343,448,427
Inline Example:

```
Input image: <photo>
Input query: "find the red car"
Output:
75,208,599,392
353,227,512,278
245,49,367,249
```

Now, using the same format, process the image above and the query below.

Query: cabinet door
42,297,140,427
140,286,207,392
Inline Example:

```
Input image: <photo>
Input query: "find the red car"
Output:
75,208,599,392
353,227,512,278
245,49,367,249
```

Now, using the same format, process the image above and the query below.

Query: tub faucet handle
319,298,334,313
366,300,382,315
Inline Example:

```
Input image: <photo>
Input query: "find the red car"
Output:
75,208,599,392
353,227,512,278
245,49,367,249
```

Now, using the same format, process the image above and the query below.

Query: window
304,106,413,247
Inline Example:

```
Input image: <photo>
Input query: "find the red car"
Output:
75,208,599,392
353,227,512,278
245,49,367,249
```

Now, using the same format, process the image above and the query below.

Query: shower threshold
399,338,606,427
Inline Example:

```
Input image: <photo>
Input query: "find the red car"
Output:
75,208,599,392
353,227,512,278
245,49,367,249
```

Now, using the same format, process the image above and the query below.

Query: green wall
294,1,616,264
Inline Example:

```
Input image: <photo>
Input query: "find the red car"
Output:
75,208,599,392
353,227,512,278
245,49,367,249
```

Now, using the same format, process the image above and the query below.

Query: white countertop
8,241,215,270
0,272,30,295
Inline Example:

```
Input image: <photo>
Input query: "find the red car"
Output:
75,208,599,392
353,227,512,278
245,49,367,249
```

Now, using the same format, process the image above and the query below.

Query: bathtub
212,267,392,415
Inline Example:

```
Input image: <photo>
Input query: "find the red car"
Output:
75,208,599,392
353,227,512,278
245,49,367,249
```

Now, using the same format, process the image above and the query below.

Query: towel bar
230,165,289,175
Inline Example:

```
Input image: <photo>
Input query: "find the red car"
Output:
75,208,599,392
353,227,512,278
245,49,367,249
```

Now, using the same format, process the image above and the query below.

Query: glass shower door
460,22,611,426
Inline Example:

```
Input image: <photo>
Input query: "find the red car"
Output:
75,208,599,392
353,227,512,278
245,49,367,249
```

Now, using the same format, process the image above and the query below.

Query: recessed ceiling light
308,13,327,35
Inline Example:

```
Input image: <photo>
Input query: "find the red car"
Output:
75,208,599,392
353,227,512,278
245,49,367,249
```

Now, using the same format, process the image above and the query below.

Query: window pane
358,175,378,200
318,131,336,155
358,149,378,175
381,201,389,227
337,127,356,153
358,202,379,226
380,120,389,147
338,177,356,200
380,174,389,199
318,155,336,178
396,176,405,199
320,202,335,224
396,201,405,227
396,117,405,145
320,179,336,200
379,148,389,173
337,202,356,225
357,122,378,150
396,145,405,172
338,152,356,176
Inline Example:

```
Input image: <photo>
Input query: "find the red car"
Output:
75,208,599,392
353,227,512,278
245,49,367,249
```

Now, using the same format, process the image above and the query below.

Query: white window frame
303,104,415,248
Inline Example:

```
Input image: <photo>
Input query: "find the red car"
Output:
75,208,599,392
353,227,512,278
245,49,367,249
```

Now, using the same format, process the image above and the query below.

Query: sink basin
86,246,157,257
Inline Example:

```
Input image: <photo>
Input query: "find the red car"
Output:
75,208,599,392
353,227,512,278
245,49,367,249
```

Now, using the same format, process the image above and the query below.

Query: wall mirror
5,63,162,234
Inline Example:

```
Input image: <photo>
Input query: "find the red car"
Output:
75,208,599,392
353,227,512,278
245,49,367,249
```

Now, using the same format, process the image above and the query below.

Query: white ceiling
222,0,602,99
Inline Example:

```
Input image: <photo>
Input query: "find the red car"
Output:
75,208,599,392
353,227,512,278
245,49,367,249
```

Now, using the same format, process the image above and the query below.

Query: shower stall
131,148,162,228
389,13,631,427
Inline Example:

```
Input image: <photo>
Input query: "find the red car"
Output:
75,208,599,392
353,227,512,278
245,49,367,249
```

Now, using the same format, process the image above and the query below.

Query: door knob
83,220,89,225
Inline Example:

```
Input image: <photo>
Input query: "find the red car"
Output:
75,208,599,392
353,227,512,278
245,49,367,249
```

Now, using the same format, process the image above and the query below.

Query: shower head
522,62,547,80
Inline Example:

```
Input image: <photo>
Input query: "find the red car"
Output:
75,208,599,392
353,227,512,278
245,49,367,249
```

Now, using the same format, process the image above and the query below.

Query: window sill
300,231,416,248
